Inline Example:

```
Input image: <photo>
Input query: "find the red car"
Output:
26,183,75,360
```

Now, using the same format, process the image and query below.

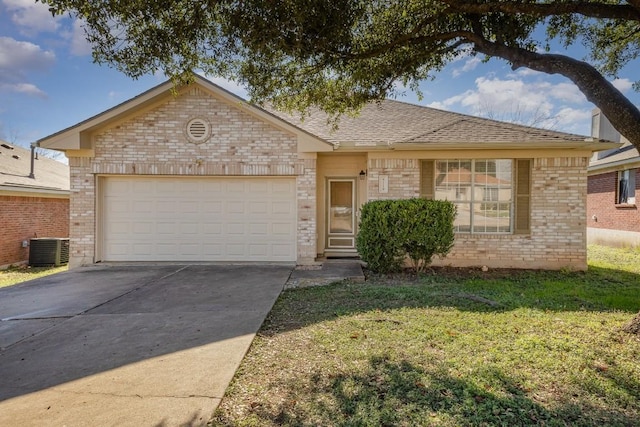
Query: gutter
333,139,621,152
588,157,640,174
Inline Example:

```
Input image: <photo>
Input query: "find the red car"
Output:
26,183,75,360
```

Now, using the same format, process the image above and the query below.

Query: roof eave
0,185,70,196
334,140,622,151
588,157,640,174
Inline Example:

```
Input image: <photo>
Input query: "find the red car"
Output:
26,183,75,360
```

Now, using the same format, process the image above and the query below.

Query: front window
434,159,513,233
618,169,636,204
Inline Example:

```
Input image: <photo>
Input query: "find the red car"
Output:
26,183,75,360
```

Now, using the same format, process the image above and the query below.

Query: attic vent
185,118,211,144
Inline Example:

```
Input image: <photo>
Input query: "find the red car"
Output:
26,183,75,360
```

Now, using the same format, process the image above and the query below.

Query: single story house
0,141,70,268
37,75,617,270
587,109,639,248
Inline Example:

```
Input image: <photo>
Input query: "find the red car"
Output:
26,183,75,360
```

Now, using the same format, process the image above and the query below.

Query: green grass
211,245,640,426
0,265,68,288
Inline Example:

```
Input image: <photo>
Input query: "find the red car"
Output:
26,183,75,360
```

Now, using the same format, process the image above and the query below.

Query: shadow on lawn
215,356,638,427
269,265,640,332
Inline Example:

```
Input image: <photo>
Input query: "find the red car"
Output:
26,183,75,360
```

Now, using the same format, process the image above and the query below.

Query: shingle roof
267,99,590,146
0,141,69,193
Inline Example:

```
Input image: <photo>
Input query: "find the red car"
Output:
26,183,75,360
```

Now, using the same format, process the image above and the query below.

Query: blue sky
1,0,639,152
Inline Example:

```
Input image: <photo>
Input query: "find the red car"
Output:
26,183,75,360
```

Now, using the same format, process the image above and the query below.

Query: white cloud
0,37,56,72
427,74,593,132
460,77,555,118
510,68,544,78
2,0,61,35
427,91,474,110
612,78,633,93
1,82,47,98
69,19,92,56
547,82,587,104
0,37,54,97
452,56,482,77
555,107,592,132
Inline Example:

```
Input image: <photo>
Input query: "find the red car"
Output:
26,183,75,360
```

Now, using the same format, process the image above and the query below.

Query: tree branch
464,31,640,148
441,0,640,21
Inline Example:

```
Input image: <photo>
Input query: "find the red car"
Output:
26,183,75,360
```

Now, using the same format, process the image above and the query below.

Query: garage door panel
180,222,199,235
226,243,245,257
226,223,245,235
202,201,223,213
249,181,269,193
201,222,223,236
272,222,294,236
271,201,294,215
132,222,153,234
248,201,268,214
108,200,131,214
249,244,268,257
102,177,297,262
249,223,268,235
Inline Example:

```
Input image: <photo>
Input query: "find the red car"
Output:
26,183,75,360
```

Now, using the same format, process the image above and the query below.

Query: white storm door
326,178,357,250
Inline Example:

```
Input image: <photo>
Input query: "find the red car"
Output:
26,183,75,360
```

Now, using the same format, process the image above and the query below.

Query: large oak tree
42,0,640,147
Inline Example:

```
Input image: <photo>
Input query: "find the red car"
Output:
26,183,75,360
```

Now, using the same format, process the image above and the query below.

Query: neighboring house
0,141,70,268
587,109,640,248
37,76,616,270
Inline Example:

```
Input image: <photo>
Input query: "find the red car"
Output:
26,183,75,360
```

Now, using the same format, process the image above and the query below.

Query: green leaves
39,0,640,145
356,198,456,274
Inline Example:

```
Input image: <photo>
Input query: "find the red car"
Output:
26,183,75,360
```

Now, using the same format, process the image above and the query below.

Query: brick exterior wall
367,159,421,199
0,195,69,267
587,169,640,233
68,86,316,267
367,156,589,270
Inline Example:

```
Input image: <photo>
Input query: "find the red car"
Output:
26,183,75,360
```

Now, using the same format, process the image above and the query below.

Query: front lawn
211,245,640,426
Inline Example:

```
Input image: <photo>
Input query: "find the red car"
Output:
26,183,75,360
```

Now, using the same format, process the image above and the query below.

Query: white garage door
101,177,297,262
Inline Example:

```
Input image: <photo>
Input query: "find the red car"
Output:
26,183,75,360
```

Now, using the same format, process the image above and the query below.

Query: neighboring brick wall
366,156,589,270
586,169,640,233
68,86,315,266
0,195,69,267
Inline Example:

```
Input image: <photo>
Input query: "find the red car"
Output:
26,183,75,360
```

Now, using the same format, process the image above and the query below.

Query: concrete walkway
286,259,365,289
0,264,291,427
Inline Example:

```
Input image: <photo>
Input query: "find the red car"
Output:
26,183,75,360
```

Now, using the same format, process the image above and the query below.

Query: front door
326,178,357,252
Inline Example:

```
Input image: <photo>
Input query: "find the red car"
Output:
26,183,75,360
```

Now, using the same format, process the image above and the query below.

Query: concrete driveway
0,264,291,426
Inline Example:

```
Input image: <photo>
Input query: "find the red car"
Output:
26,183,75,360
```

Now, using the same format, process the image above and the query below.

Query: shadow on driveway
0,264,291,426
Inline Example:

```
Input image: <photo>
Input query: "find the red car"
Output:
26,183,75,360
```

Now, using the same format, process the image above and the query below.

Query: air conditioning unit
29,238,70,267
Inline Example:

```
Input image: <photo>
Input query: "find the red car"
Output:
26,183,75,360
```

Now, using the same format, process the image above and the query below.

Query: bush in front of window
357,198,456,274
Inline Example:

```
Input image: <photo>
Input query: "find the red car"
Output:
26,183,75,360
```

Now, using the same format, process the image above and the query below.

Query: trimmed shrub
356,198,456,274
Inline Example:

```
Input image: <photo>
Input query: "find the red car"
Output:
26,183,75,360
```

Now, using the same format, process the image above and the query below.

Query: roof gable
38,75,332,153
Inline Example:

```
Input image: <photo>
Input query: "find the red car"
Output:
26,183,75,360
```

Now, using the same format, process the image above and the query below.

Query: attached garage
100,176,297,262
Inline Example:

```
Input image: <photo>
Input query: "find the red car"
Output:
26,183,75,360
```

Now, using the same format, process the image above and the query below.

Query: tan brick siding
367,159,421,199
0,195,69,267
68,87,315,266
366,156,589,270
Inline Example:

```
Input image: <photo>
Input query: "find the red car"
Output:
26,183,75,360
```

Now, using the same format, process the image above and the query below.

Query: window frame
617,169,636,205
421,159,532,235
